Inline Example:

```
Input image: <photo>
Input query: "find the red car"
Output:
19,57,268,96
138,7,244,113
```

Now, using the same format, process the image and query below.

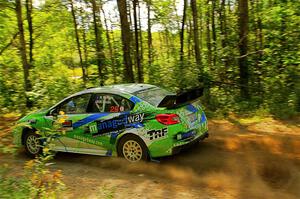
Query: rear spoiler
158,87,204,109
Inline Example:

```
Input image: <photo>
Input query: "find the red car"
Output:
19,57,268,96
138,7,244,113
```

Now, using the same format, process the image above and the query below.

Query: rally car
13,84,208,162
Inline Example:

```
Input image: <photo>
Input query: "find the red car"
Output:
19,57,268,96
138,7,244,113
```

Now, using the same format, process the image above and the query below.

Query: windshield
134,87,174,107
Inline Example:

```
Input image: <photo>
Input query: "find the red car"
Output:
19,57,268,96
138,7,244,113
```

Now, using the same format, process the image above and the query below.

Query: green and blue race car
13,84,208,162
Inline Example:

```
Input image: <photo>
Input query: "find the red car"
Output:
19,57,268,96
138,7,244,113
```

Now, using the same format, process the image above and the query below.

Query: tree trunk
191,0,202,74
80,8,89,78
133,0,143,82
179,0,187,65
187,18,192,60
256,0,263,61
91,0,105,86
109,15,122,76
198,3,203,53
117,0,134,82
211,0,217,66
101,7,117,83
238,0,249,98
255,0,263,96
25,0,33,67
82,28,88,77
178,0,188,88
165,28,171,59
127,1,136,74
138,2,144,67
206,0,212,69
219,0,229,68
278,3,286,72
70,0,86,85
147,0,153,69
16,0,32,108
173,0,181,30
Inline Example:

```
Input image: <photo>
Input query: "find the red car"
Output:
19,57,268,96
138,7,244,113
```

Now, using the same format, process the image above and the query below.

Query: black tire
117,134,149,162
24,131,42,158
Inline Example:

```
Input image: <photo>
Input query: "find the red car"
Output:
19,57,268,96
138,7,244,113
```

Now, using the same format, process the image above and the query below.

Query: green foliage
0,0,299,197
0,158,65,199
0,116,67,198
0,165,31,199
97,185,116,199
0,0,299,118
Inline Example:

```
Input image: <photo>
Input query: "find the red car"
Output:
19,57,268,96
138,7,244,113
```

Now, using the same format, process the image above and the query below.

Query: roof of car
48,84,158,110
76,83,158,96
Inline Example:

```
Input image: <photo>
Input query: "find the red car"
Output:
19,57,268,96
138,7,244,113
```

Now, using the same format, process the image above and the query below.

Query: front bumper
172,131,209,155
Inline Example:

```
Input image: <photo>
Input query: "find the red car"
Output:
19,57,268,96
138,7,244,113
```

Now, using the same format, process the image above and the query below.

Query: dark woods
0,0,299,118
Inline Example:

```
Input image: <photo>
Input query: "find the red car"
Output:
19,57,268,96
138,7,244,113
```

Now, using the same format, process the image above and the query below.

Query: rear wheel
118,135,148,162
24,132,42,158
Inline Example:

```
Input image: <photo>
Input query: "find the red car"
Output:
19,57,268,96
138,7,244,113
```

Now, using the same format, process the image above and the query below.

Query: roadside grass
0,117,65,199
0,158,65,199
97,185,116,199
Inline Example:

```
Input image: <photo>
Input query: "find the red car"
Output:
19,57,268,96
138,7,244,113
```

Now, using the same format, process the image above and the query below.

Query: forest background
0,0,299,118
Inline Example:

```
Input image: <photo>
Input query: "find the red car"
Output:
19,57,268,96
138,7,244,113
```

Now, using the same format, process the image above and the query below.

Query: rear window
134,87,174,107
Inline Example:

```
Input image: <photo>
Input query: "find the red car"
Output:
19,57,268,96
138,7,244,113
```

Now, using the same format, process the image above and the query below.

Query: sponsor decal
73,135,103,146
90,113,145,136
109,106,125,112
73,113,109,128
147,128,168,140
173,141,186,147
89,122,98,134
176,130,196,140
129,96,142,104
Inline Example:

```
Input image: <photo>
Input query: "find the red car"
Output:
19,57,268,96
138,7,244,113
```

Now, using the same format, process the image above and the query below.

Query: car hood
18,108,48,123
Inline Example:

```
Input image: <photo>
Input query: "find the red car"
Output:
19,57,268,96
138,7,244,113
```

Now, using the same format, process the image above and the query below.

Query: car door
74,93,135,156
49,93,96,153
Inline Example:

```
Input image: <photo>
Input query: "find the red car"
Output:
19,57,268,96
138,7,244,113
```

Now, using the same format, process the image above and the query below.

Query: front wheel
117,135,148,162
24,132,42,158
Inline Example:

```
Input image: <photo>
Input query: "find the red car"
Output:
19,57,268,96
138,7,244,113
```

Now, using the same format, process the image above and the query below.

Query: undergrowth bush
0,119,66,199
0,157,65,199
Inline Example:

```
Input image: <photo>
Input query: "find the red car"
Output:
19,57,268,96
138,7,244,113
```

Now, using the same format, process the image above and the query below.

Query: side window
59,94,91,114
91,94,134,113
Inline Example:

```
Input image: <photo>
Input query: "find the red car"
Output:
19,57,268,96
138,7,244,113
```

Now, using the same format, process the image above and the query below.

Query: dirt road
1,117,300,199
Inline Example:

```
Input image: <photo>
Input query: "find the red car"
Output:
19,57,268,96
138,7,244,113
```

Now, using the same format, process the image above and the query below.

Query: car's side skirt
51,146,113,156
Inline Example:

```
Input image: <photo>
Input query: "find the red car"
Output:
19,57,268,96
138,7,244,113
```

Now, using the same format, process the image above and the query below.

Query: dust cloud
51,119,300,198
